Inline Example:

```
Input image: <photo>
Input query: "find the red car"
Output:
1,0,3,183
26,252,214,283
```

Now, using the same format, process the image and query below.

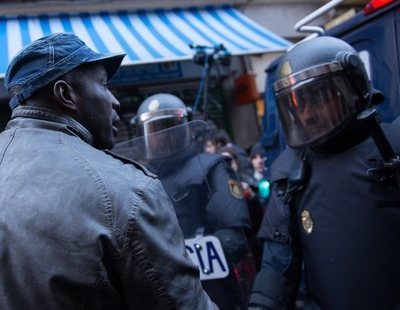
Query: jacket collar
9,106,94,145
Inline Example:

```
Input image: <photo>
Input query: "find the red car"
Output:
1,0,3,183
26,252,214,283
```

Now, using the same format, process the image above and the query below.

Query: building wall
241,2,330,41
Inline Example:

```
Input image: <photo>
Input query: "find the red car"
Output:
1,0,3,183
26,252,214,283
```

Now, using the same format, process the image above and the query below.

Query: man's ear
53,80,76,111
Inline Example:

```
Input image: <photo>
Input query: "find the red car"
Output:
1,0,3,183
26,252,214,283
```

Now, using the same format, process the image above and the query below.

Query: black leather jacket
0,106,216,309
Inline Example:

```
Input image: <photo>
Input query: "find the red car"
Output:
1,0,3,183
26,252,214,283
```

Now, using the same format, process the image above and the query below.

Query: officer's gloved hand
214,228,248,264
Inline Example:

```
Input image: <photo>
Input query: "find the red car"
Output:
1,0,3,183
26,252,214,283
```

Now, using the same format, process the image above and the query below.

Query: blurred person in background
215,129,254,179
218,146,265,271
204,133,218,154
249,143,267,184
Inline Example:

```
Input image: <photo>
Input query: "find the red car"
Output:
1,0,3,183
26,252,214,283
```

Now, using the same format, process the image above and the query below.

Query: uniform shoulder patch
228,179,243,199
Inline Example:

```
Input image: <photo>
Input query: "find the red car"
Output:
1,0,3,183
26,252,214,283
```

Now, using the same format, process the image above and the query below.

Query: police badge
301,210,313,235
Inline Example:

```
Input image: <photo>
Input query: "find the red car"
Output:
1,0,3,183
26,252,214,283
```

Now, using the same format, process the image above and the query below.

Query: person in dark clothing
126,93,253,310
218,145,265,271
248,36,400,310
243,142,270,210
249,143,267,183
0,33,216,309
215,128,254,179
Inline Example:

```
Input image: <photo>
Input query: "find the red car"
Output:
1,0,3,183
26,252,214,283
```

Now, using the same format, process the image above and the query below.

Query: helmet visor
137,108,187,136
141,115,185,136
275,72,358,148
143,117,190,159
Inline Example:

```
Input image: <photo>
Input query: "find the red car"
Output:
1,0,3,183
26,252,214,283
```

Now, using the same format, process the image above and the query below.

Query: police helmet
135,93,190,159
273,36,371,148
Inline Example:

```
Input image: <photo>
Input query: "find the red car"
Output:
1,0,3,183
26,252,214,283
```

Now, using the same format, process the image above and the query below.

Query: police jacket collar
9,105,94,146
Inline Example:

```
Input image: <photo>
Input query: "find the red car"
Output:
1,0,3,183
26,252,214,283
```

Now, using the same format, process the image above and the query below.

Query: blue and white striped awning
0,5,292,75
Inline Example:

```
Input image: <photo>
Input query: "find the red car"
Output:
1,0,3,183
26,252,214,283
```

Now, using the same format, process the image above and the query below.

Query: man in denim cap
0,33,216,309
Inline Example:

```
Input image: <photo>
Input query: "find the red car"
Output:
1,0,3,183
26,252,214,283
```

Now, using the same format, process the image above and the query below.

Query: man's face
296,98,332,137
72,63,120,150
276,73,354,148
295,84,347,142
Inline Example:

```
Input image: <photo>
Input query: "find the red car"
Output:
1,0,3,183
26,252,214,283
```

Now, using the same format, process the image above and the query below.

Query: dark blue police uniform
251,117,400,309
150,148,250,237
149,147,251,310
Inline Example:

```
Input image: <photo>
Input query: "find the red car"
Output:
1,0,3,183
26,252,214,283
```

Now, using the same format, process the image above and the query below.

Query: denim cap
5,32,126,110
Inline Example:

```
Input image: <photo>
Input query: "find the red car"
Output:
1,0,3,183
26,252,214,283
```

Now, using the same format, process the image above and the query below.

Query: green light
258,179,270,199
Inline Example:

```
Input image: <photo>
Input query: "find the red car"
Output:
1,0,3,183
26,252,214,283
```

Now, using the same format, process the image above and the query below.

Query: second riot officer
119,93,254,310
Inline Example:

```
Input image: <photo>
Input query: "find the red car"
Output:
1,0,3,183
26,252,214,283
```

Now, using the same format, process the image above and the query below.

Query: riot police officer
133,93,253,310
248,36,400,309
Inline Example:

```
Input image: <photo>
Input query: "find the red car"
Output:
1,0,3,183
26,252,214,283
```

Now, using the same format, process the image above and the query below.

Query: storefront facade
0,4,291,148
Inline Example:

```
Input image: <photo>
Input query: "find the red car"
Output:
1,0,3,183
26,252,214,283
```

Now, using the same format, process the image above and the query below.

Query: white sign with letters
185,235,229,281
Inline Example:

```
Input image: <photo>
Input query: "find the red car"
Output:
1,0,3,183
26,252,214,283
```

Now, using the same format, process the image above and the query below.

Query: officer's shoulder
198,152,224,166
104,150,157,178
366,116,400,159
270,147,298,181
